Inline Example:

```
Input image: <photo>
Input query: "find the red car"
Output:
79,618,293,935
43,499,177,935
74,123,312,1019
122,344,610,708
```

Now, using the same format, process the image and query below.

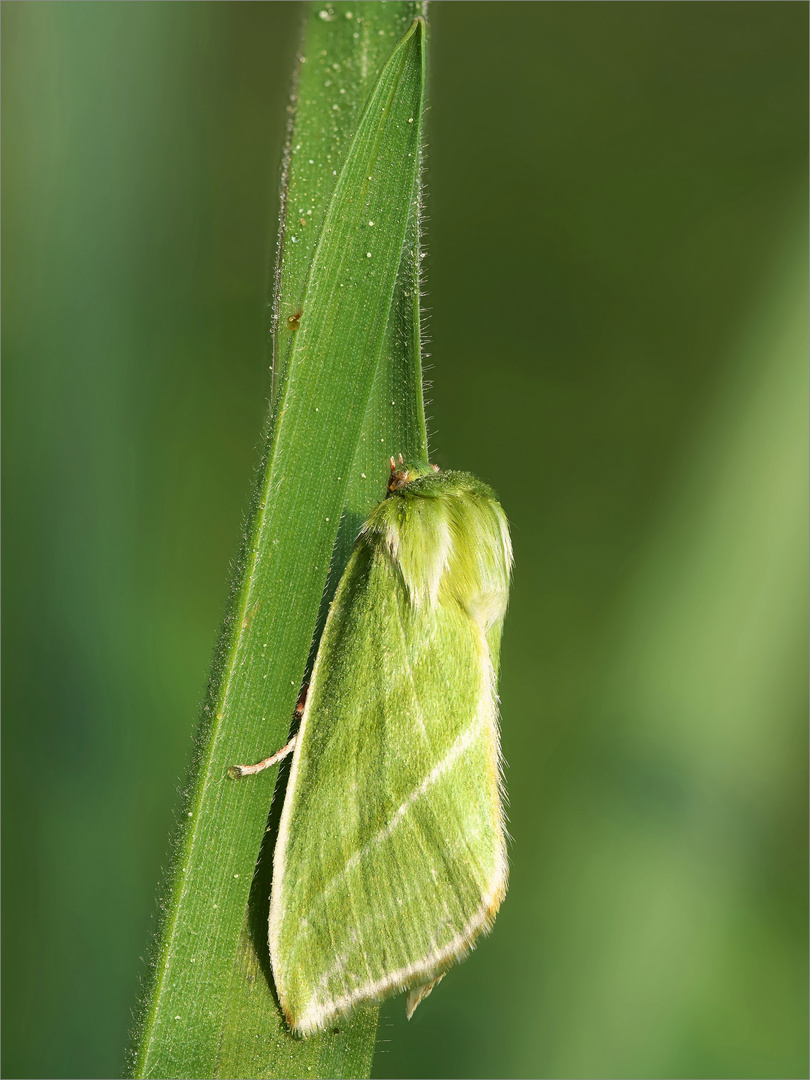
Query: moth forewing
266,464,512,1036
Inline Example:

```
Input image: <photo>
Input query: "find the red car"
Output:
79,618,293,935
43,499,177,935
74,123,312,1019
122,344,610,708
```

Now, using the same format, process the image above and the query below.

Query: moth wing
405,973,446,1020
269,539,507,1036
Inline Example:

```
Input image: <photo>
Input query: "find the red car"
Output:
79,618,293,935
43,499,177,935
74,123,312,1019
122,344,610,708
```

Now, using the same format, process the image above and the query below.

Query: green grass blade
127,6,426,1078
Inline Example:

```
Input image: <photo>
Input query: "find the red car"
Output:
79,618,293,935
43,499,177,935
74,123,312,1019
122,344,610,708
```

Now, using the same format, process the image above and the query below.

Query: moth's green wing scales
270,470,512,1036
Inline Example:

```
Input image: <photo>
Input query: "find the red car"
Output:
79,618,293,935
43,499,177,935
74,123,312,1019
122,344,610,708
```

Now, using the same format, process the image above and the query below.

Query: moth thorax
388,457,439,492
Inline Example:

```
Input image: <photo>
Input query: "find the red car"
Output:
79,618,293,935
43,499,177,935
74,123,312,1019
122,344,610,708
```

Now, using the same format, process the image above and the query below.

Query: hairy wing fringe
291,865,507,1037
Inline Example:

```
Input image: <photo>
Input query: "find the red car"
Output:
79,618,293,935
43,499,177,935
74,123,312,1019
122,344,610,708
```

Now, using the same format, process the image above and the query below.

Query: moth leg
228,733,298,778
293,682,309,719
228,683,308,778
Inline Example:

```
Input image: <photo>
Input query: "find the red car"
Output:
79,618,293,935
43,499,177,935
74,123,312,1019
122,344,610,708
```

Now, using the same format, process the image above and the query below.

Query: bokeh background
3,3,807,1078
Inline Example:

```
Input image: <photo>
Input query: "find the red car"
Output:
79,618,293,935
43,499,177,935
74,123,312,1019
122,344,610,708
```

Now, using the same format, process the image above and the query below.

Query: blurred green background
2,3,807,1078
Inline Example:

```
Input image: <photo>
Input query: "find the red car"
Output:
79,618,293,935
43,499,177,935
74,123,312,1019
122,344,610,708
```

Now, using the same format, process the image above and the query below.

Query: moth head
387,454,440,493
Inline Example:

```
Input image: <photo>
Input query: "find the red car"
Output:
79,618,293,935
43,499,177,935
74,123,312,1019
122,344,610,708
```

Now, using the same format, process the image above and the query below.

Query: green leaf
127,4,427,1078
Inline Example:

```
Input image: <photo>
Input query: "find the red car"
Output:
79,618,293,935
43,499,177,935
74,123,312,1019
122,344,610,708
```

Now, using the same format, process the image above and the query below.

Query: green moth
232,457,512,1036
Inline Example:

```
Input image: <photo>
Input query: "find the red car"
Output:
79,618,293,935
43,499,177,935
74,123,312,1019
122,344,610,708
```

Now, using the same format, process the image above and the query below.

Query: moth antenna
398,453,404,464
390,456,396,472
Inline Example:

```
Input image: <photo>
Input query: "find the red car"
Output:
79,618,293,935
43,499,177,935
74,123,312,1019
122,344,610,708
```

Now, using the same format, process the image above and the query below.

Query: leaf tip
408,15,426,41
